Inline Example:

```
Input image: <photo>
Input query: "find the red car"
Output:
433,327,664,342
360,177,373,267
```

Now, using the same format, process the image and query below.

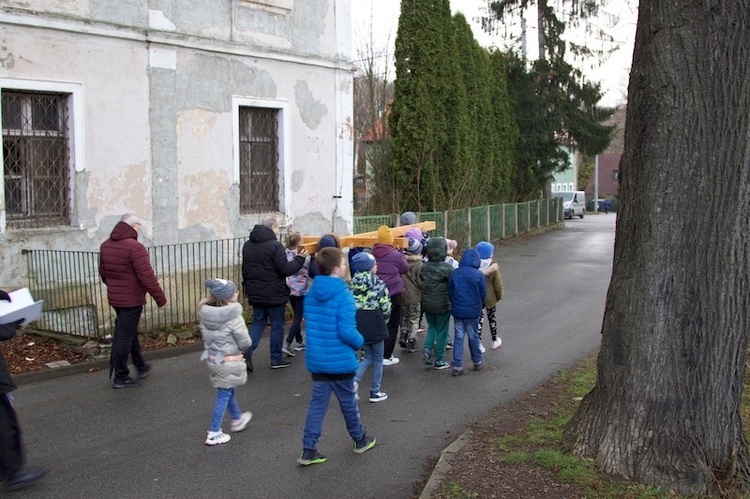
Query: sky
350,0,638,107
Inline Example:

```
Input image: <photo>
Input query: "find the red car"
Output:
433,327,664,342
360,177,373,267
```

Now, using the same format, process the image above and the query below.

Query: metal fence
26,198,561,338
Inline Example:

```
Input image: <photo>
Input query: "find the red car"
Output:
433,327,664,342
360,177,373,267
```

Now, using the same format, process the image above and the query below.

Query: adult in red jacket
99,214,167,389
242,216,307,370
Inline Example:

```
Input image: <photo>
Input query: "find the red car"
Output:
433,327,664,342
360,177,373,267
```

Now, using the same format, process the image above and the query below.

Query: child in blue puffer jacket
298,247,376,466
447,248,487,376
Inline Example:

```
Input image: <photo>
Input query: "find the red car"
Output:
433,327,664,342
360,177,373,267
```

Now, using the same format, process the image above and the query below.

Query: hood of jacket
308,274,347,303
109,221,137,242
197,301,244,329
249,224,277,244
371,243,396,259
459,248,481,269
426,237,447,262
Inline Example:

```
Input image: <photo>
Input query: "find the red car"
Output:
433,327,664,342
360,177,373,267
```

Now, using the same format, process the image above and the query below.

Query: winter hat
400,211,418,225
351,252,375,274
477,241,494,259
318,234,339,250
377,225,394,245
406,237,423,255
446,239,458,254
205,278,237,301
404,227,423,242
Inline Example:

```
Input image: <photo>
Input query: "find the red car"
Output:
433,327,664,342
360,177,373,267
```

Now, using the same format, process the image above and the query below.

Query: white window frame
232,97,292,218
0,78,84,231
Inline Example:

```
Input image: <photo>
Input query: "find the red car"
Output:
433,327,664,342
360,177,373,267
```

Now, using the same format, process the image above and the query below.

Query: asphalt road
12,214,615,499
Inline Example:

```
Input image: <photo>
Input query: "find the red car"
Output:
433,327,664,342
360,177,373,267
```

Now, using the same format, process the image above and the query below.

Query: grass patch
441,482,477,499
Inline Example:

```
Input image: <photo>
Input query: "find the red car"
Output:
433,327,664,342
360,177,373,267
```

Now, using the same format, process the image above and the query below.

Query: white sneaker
479,343,486,353
368,391,388,403
205,430,231,446
229,411,252,432
492,338,503,350
382,356,400,366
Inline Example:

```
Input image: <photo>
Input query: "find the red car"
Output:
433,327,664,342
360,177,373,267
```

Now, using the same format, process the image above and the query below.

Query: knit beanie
400,211,418,225
446,239,458,254
351,252,375,274
377,225,394,245
205,278,237,301
406,237,423,255
318,234,339,250
404,228,422,241
476,241,494,259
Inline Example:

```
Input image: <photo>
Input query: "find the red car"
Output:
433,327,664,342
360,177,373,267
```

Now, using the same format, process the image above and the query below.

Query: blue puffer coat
303,275,364,375
447,248,487,319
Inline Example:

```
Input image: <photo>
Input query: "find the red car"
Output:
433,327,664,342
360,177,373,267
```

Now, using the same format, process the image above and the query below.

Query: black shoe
137,364,152,379
245,357,254,372
353,434,376,454
406,339,418,352
398,338,407,348
297,449,326,466
271,360,291,369
112,377,141,389
5,466,48,492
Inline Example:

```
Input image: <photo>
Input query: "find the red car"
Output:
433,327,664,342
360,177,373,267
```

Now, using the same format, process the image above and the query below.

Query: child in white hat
198,278,253,445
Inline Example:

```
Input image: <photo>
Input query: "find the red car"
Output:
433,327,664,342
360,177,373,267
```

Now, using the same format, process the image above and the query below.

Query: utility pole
594,155,599,212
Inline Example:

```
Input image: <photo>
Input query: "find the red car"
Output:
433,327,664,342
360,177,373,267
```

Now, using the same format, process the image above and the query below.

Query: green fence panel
353,215,392,234
489,204,504,241
417,211,444,238
447,209,469,247
504,204,517,236
517,203,529,234
529,200,539,230
470,206,487,246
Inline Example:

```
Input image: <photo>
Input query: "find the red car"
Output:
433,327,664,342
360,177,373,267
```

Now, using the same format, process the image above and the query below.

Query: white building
0,0,354,285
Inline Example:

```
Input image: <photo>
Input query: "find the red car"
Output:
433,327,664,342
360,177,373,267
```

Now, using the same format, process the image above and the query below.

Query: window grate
239,107,279,213
2,90,70,229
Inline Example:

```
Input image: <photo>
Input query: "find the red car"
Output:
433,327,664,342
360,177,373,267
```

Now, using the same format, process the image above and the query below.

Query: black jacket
0,322,20,394
355,309,388,344
242,225,305,307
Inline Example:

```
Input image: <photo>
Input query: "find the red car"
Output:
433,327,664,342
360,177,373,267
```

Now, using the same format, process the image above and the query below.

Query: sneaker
398,338,408,348
434,360,450,370
353,434,376,454
353,382,360,402
369,391,388,403
406,339,418,352
417,326,427,333
474,362,483,372
282,343,296,357
229,411,252,432
137,364,153,379
479,343,486,354
271,359,292,369
492,338,503,350
294,342,306,351
112,377,141,389
446,341,453,350
422,349,433,365
297,449,327,466
451,367,466,377
4,467,48,492
205,430,231,446
382,356,400,366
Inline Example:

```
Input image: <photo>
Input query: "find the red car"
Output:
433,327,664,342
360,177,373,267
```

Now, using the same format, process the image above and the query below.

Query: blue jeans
451,317,482,369
245,305,285,363
210,388,241,432
302,378,365,451
354,341,384,395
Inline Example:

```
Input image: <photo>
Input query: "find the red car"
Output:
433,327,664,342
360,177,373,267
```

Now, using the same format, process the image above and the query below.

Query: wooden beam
296,222,435,253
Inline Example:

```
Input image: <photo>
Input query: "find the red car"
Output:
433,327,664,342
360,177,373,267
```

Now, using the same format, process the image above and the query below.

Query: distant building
585,154,621,200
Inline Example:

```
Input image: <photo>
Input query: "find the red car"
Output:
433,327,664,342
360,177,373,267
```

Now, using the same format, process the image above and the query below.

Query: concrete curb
419,430,473,498
14,342,204,386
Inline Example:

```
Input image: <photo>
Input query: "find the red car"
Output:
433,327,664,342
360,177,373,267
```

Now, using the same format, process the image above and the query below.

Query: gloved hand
0,290,11,302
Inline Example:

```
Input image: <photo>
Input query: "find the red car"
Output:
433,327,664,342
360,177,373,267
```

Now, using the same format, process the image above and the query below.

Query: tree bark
563,2,750,495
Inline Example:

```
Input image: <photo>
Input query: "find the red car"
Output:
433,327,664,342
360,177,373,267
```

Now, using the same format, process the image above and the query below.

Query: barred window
239,107,279,214
2,90,70,229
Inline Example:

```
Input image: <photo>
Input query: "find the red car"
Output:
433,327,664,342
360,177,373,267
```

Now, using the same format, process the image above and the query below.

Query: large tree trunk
563,2,750,495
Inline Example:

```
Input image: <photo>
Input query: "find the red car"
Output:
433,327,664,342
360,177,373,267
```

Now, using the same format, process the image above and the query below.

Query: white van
557,191,586,219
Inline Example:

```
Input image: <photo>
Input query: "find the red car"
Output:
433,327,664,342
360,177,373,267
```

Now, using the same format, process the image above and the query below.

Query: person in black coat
241,216,307,370
0,290,47,492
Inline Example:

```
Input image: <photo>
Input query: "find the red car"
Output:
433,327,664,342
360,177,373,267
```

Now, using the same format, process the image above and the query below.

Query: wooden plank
297,222,434,253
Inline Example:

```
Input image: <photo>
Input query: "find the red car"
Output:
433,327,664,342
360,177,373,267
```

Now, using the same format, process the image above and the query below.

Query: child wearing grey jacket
198,279,253,446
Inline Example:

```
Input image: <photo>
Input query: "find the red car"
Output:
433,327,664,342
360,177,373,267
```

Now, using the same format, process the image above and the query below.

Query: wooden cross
298,221,436,253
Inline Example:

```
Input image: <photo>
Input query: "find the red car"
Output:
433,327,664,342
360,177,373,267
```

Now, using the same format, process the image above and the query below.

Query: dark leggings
285,295,304,345
383,293,402,358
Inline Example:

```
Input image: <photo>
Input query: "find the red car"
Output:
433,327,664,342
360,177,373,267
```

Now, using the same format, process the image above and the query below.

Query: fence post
466,207,472,247
485,205,491,242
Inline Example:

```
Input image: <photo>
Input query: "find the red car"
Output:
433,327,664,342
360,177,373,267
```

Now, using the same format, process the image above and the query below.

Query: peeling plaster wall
0,0,354,286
